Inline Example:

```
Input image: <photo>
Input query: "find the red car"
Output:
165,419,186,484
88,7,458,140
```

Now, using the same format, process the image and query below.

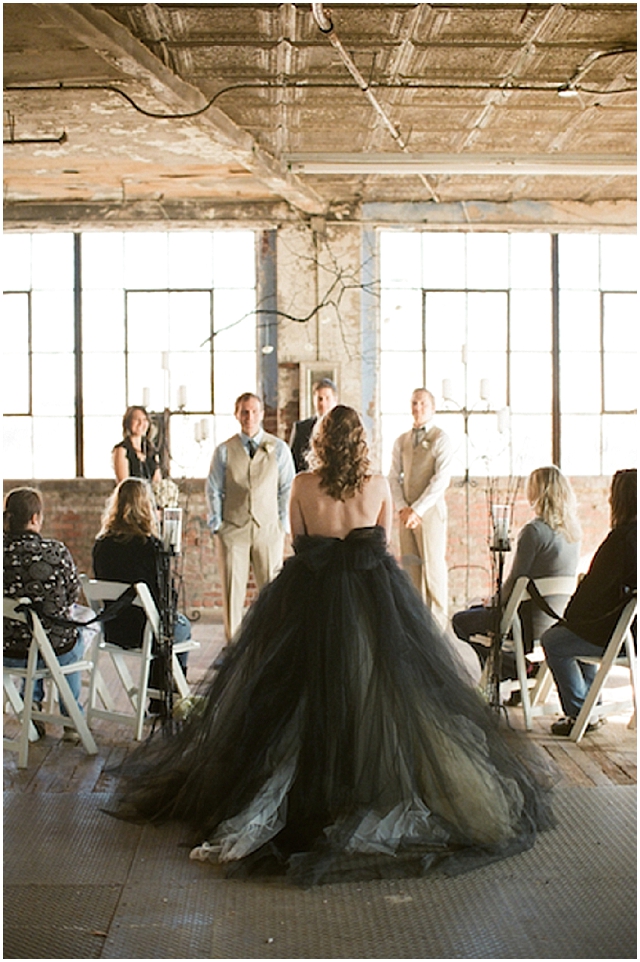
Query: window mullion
551,234,561,467
73,233,84,477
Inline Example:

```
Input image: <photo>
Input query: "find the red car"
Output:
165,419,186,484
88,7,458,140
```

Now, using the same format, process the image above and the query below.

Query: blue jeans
452,604,522,680
3,634,85,717
541,623,600,718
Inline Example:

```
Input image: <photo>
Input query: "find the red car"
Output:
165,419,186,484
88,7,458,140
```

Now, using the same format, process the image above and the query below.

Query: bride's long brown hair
308,405,371,501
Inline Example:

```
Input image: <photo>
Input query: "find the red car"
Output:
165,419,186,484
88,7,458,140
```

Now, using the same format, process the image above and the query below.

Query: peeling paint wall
276,223,366,445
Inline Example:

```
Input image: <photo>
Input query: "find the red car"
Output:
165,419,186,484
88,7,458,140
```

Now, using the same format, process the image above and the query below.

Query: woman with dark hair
542,468,637,736
113,406,552,885
3,487,84,738
93,477,190,713
112,406,161,483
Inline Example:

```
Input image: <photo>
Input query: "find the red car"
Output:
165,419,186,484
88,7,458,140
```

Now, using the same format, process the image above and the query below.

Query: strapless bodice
293,525,387,571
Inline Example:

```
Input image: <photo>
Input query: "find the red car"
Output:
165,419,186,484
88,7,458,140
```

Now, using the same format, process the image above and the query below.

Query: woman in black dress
114,406,553,884
112,406,161,484
93,478,190,711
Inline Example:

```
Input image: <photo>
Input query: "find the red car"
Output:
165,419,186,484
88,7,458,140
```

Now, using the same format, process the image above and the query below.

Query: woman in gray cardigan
452,466,581,678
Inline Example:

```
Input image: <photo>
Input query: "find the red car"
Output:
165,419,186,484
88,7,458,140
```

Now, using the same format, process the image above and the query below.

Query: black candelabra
484,479,521,714
152,506,183,730
155,543,178,729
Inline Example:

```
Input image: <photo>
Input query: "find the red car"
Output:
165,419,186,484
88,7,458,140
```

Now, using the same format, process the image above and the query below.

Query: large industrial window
3,231,257,479
380,231,636,477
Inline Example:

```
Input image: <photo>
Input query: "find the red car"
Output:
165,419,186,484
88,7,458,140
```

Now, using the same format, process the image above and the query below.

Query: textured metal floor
3,784,636,959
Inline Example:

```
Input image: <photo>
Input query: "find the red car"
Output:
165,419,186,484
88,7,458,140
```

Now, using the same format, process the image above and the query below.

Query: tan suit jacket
216,433,287,640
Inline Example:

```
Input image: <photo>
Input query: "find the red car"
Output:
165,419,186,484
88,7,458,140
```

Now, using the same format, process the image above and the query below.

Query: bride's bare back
289,472,393,541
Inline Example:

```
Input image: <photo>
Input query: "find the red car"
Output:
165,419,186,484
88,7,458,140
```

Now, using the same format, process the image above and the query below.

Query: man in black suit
289,378,338,472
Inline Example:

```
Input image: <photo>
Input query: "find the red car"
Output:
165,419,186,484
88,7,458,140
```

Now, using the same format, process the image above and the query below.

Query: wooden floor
3,621,637,792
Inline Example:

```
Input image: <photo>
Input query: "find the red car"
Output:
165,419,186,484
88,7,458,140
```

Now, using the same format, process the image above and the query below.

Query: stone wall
4,475,612,623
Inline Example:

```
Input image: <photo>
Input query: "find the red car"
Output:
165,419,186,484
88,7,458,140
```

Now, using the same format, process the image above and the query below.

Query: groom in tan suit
206,392,295,641
388,388,453,628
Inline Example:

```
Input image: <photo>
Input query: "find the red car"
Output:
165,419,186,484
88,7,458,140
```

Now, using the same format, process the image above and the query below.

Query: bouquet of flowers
152,478,180,509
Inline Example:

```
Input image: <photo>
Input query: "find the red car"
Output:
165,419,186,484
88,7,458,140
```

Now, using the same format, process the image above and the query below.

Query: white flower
152,478,180,508
262,441,274,455
421,438,430,450
173,694,205,720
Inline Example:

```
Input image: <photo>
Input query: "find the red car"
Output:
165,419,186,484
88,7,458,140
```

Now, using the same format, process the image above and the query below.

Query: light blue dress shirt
206,428,295,534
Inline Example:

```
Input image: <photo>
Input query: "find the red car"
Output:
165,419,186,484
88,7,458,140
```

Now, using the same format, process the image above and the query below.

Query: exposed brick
4,475,612,621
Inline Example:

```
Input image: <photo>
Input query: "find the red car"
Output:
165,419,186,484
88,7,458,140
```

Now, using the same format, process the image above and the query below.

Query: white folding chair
569,595,637,743
81,577,198,740
3,597,98,768
475,575,576,730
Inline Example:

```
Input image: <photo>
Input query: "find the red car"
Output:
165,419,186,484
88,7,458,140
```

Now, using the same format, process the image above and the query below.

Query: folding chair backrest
4,595,95,676
570,594,637,743
499,576,529,635
605,595,637,659
3,596,98,765
3,598,58,665
80,577,160,644
4,597,27,623
523,575,577,622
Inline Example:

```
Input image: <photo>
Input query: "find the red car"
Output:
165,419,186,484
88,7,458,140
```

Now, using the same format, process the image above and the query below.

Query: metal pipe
310,2,440,201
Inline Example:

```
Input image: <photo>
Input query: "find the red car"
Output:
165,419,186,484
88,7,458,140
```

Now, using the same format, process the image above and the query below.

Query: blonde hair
526,466,581,543
98,478,159,541
308,405,371,501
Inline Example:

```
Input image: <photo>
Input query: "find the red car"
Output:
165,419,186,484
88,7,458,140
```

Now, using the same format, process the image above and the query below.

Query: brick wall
4,475,612,622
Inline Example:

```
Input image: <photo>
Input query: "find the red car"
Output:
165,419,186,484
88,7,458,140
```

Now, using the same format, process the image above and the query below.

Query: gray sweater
501,518,580,646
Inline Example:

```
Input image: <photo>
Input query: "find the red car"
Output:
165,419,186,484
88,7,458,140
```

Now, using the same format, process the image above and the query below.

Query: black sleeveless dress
113,526,553,885
113,437,160,481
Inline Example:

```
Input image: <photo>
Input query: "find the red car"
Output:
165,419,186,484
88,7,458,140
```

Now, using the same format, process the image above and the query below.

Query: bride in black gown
113,405,553,885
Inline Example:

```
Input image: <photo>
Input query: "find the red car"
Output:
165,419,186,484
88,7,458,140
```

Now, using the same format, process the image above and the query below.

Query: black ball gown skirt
112,526,554,885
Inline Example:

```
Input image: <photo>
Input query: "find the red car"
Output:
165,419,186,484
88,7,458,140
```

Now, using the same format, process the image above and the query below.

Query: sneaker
550,716,607,737
61,729,82,744
550,716,575,736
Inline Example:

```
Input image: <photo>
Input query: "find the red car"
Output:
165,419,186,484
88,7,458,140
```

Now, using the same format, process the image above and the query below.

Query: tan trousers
216,519,284,640
398,501,448,629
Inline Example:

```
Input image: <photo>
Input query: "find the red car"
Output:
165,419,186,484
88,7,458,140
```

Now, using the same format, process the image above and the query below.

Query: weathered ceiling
3,2,637,228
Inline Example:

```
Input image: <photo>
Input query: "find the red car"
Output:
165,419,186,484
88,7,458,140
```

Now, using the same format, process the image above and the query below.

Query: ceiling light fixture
285,152,636,177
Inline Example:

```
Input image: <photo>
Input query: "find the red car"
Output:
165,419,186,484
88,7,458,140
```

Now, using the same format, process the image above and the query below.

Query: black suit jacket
289,416,317,472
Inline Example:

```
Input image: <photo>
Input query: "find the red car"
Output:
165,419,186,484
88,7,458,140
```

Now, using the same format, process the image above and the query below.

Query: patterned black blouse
3,531,80,658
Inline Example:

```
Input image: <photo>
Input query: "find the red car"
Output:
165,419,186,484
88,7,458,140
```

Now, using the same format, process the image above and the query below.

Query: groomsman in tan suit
388,388,453,628
206,392,295,641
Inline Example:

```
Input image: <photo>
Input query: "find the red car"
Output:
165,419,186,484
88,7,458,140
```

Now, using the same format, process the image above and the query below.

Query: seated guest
113,405,161,483
93,477,190,713
452,466,581,678
3,487,85,739
542,468,636,736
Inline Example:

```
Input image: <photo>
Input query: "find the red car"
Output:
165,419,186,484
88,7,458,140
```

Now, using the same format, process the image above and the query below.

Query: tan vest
222,434,279,528
402,426,444,507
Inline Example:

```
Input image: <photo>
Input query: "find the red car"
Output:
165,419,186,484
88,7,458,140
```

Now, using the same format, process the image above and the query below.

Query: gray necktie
413,427,426,447
248,439,257,459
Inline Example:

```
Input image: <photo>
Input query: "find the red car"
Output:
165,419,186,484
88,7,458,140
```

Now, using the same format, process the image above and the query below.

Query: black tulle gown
113,526,554,885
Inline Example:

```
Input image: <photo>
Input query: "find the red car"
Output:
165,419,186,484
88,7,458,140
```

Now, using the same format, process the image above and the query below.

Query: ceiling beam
286,153,636,176
30,3,326,215
4,197,635,233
